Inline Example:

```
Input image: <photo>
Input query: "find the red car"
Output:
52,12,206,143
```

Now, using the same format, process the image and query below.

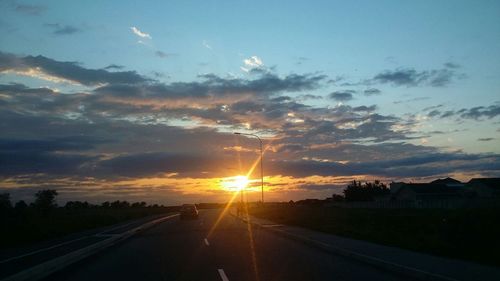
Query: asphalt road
47,209,410,281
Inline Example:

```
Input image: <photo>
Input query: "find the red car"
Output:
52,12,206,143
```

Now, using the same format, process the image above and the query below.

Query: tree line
0,189,168,217
292,180,389,205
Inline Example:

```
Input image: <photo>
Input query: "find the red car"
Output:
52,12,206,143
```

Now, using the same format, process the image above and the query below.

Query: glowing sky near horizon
0,0,499,204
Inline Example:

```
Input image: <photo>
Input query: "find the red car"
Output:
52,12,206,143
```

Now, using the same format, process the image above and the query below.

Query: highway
47,209,410,281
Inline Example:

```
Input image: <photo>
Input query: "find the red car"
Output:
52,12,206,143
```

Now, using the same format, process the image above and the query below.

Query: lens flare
221,175,249,191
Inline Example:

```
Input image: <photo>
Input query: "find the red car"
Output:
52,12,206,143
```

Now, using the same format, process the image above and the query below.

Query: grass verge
249,205,500,267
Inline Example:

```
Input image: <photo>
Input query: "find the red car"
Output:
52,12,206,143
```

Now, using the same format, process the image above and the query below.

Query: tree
15,200,28,210
34,189,58,214
343,180,389,201
331,194,344,202
65,201,90,210
0,193,12,210
110,200,130,208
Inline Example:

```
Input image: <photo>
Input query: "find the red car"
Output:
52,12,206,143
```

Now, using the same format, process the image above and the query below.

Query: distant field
1,207,178,249
249,205,500,267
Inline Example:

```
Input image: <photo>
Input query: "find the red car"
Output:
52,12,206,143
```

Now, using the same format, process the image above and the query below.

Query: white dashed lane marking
218,269,229,281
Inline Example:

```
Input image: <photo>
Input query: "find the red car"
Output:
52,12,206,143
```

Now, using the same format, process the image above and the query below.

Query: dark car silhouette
180,204,199,220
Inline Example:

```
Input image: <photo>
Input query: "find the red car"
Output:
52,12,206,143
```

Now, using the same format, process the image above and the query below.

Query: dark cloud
298,184,342,191
427,110,441,118
433,105,500,120
440,110,455,118
373,67,461,87
458,105,500,120
0,52,497,197
0,137,103,177
95,72,326,99
267,152,500,179
296,94,323,100
444,62,460,69
14,3,46,15
352,105,377,112
44,23,81,35
155,51,169,58
103,64,124,70
0,52,149,85
95,152,224,178
363,88,381,96
0,137,107,153
393,97,430,104
329,90,355,102
422,104,443,111
478,138,494,142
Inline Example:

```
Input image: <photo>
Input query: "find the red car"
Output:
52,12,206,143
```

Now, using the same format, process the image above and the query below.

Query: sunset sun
220,175,249,192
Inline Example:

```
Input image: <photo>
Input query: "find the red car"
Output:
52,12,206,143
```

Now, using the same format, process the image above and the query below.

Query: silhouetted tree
15,200,28,210
101,201,110,208
331,194,344,202
0,193,12,210
33,189,58,215
110,200,130,208
65,201,90,210
131,201,147,208
343,180,389,201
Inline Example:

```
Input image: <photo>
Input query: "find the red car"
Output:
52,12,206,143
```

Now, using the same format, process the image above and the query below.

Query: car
180,204,199,220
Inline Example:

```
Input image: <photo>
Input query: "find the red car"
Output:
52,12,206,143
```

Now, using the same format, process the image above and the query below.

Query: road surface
47,209,410,281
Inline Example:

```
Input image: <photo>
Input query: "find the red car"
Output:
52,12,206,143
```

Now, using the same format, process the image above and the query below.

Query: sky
0,0,499,204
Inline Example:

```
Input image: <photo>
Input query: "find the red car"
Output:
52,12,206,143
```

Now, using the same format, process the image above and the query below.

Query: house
430,177,464,187
390,183,464,201
466,178,500,198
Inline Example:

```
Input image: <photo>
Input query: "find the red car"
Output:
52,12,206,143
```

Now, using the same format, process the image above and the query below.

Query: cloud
130,26,151,39
427,110,441,118
478,138,494,142
363,88,381,96
44,23,82,35
155,51,168,58
444,62,460,69
14,3,46,15
1,52,498,202
202,40,212,49
296,94,323,100
0,137,103,176
393,97,430,104
94,72,326,99
0,52,149,86
267,151,500,179
329,90,355,102
373,67,462,87
103,64,124,70
458,105,500,120
433,104,500,120
241,56,264,72
244,56,263,68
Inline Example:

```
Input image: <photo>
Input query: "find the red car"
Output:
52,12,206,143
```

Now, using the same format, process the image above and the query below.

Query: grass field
249,205,500,267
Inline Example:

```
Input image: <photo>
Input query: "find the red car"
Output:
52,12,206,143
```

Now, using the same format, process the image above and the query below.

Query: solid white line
204,238,210,246
0,236,88,264
218,269,229,281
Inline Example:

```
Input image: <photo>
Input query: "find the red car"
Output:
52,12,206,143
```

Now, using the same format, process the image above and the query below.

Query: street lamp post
234,132,264,203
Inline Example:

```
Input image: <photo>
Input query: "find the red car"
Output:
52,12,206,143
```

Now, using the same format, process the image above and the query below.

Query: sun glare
221,175,249,191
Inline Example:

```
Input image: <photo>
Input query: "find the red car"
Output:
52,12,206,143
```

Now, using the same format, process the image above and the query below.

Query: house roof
468,178,500,189
398,183,463,194
430,177,462,185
